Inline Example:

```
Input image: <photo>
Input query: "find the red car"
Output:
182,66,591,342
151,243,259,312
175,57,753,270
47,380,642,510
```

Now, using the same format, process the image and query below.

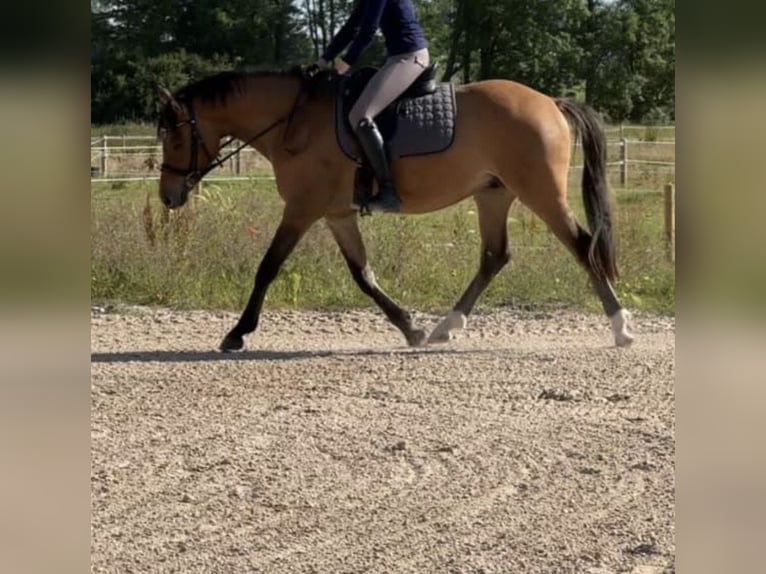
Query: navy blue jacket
322,0,428,66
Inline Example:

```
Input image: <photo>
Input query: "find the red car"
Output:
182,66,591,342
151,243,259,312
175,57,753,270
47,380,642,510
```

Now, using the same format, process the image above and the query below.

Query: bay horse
156,68,633,351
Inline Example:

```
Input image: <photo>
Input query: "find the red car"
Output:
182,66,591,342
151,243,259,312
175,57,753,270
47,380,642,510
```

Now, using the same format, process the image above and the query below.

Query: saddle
336,63,457,160
334,64,457,211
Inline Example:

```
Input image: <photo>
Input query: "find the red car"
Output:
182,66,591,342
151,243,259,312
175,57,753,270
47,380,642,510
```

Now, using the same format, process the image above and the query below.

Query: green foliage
582,0,675,122
441,0,588,93
92,50,235,123
91,0,675,125
91,122,156,138
91,180,674,315
91,0,311,123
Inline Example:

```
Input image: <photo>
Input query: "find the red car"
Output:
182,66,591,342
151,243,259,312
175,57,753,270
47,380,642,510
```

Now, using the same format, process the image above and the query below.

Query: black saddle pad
335,67,457,160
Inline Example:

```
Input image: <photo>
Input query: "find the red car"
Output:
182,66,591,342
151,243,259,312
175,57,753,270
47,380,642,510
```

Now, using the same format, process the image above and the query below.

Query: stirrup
351,201,373,217
352,158,373,216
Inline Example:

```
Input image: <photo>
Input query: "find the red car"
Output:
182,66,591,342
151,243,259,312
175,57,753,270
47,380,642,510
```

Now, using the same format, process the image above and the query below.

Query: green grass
91,179,675,316
91,122,157,139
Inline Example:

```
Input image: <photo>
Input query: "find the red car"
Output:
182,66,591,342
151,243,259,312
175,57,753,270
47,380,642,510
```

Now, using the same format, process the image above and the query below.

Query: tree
582,0,675,122
91,0,675,124
302,0,356,58
435,0,586,91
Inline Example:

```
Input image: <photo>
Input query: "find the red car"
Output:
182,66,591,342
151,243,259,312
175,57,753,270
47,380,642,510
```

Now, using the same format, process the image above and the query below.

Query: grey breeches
349,48,430,128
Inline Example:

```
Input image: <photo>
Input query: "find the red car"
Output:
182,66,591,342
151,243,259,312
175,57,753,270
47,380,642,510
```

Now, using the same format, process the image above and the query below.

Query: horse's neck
217,76,302,160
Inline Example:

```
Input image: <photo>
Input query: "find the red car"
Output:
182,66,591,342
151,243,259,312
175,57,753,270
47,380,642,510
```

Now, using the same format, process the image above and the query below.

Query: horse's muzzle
159,181,191,209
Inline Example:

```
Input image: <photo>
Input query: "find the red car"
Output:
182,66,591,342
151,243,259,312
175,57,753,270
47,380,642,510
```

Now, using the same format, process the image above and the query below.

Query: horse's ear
158,86,173,104
158,86,183,115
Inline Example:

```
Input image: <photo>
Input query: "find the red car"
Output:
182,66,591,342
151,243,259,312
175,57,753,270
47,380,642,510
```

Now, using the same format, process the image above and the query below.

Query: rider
317,0,430,213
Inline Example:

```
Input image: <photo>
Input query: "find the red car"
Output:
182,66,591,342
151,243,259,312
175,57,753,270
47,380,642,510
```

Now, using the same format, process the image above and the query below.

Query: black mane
157,66,305,136
175,66,304,105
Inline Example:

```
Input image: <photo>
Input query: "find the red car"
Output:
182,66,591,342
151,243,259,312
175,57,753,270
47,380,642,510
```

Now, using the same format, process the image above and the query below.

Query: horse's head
156,87,222,209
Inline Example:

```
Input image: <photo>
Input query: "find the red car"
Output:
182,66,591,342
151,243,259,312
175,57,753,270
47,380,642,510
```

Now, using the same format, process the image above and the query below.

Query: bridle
159,95,296,194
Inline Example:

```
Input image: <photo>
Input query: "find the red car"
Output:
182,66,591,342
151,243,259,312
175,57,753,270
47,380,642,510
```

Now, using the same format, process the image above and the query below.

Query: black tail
555,98,618,282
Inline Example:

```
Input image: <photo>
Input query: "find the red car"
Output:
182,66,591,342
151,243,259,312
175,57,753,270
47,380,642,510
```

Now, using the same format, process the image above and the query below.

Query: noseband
160,101,218,192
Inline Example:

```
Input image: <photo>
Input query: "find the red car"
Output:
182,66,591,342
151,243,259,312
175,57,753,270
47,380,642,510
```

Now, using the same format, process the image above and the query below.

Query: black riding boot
354,118,401,213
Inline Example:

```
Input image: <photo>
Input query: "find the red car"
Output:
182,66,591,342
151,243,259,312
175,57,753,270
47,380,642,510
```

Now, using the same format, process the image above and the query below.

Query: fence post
664,183,675,263
235,147,241,175
101,136,109,178
620,138,628,188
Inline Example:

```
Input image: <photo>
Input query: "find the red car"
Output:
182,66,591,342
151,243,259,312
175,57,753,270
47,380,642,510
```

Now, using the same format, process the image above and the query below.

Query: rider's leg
349,49,430,213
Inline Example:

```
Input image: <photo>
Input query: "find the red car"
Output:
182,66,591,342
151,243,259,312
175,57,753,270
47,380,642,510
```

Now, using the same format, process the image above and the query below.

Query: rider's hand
335,60,351,75
306,58,328,78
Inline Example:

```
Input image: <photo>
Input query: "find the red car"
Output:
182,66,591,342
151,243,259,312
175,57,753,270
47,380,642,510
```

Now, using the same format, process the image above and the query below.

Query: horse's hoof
406,328,428,348
615,331,635,348
220,333,244,353
427,330,452,344
610,309,634,348
427,311,466,344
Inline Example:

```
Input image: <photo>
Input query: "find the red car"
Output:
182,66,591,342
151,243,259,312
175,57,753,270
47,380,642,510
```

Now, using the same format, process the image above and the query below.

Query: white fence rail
91,134,674,187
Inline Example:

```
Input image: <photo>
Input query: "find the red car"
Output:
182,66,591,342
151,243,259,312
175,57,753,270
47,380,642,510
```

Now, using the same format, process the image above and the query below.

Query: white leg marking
428,311,467,344
611,309,635,347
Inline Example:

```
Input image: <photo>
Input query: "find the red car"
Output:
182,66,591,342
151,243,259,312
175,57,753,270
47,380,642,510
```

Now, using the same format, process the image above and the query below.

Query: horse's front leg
326,214,427,348
220,212,315,352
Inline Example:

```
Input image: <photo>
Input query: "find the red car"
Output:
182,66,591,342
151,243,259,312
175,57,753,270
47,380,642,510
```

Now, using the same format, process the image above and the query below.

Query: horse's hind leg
573,220,633,346
429,185,514,343
325,214,427,347
537,202,634,347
